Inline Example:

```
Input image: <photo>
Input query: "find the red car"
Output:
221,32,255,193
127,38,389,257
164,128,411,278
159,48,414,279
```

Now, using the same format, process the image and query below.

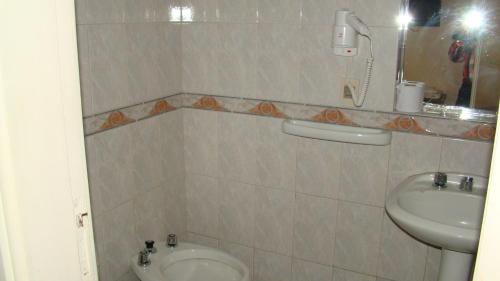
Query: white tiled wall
181,0,401,111
75,0,182,117
83,104,493,281
85,111,186,281
182,108,493,281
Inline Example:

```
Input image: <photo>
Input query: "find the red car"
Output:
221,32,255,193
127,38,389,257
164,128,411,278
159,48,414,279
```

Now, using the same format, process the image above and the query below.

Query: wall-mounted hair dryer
332,9,374,107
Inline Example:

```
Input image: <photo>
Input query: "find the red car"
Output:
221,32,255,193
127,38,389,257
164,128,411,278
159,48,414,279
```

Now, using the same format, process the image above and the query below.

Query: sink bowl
131,242,250,281
386,173,487,281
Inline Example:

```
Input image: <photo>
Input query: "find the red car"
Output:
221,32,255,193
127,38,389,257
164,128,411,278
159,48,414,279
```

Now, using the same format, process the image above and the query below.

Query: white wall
180,0,401,111
182,108,493,281
84,111,186,281
74,0,182,117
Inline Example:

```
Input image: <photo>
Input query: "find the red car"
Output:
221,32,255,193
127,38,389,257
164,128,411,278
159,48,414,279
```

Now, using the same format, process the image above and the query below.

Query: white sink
131,243,250,281
386,173,487,281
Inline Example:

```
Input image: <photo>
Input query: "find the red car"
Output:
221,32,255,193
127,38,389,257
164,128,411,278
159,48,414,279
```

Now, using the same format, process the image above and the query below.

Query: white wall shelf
282,119,392,146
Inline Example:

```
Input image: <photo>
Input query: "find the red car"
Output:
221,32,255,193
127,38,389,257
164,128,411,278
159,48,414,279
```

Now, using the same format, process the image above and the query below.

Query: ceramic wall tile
332,268,376,281
181,23,218,94
256,24,301,103
258,0,302,24
157,0,180,22
300,0,336,25
293,194,337,265
334,0,402,27
254,187,294,255
348,27,399,111
157,110,185,179
183,108,218,176
377,213,428,281
219,241,255,279
85,126,138,217
217,0,258,23
163,175,187,236
339,143,389,207
255,116,297,190
387,132,442,195
440,138,493,177
424,246,441,281
88,24,134,115
219,179,256,246
128,118,168,191
185,232,219,248
85,0,126,24
216,24,258,98
292,259,333,281
93,201,137,281
334,202,384,275
217,112,258,184
254,249,292,281
76,25,93,117
75,0,88,24
185,174,219,237
157,23,183,96
299,24,348,106
126,24,179,103
123,0,160,23
296,138,341,198
133,186,169,243
182,0,218,22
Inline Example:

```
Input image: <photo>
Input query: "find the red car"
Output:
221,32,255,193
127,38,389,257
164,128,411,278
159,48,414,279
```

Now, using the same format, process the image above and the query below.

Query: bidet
131,242,250,281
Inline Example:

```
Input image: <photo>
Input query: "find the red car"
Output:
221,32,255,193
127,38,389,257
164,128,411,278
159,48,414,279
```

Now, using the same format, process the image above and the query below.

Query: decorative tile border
83,95,181,135
83,93,496,141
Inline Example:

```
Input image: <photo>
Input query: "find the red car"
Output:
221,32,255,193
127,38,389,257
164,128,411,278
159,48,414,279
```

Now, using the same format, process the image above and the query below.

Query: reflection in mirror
399,0,499,114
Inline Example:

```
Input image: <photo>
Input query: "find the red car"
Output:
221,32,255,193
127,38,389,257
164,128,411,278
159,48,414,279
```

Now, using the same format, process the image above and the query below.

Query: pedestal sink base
438,250,474,281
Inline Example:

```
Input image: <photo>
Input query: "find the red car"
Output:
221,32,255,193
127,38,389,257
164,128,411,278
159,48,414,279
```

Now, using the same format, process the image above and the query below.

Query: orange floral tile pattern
100,111,134,130
149,100,175,116
192,96,226,111
83,93,495,142
312,109,355,125
249,102,287,118
461,124,495,141
383,116,426,134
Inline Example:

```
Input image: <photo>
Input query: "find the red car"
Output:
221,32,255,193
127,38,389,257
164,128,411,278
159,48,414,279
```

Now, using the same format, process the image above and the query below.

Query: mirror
398,0,500,115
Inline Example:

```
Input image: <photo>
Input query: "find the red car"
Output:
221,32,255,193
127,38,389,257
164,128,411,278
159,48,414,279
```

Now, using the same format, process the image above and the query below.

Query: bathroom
11,0,496,280
75,0,498,280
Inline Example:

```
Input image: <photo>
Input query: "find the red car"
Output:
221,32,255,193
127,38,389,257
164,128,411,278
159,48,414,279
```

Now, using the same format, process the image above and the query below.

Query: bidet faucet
167,233,178,248
138,249,151,267
460,176,474,192
433,172,447,188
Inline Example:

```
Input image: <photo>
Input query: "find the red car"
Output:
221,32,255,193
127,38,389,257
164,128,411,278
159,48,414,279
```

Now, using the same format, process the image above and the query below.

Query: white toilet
131,242,250,281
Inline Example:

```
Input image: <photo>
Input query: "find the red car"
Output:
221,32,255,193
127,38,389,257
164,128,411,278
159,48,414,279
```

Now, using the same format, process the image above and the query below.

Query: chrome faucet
145,240,157,254
433,172,447,189
460,176,474,192
167,233,178,248
137,249,151,267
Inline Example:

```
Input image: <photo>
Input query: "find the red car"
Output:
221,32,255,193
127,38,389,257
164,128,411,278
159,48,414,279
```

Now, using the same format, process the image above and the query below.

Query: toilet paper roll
396,81,425,113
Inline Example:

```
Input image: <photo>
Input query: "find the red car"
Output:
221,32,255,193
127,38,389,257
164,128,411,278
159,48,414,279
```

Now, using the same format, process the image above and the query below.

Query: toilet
131,242,250,281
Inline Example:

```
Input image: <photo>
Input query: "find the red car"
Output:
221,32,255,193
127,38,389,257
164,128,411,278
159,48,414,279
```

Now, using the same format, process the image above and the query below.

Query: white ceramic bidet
131,242,250,281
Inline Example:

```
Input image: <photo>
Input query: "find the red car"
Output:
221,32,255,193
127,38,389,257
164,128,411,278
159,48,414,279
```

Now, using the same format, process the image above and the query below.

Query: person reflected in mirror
449,29,477,107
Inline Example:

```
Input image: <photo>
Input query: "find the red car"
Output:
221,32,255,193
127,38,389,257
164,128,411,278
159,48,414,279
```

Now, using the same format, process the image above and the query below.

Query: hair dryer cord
348,37,374,107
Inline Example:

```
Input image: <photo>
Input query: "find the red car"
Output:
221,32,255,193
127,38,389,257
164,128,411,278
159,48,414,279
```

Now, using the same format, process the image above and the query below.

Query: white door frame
0,0,98,280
